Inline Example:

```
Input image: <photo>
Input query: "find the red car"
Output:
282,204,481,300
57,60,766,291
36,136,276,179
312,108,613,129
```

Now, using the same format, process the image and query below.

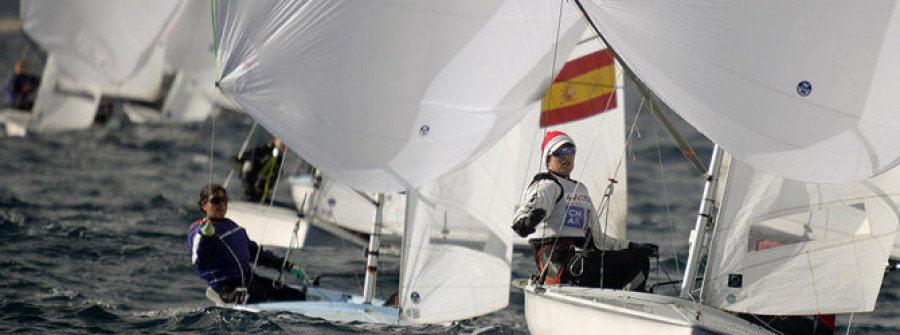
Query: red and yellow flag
540,49,617,127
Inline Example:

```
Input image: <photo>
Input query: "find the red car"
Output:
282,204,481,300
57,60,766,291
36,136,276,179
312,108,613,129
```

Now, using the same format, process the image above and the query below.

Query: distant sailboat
20,0,183,132
20,0,225,132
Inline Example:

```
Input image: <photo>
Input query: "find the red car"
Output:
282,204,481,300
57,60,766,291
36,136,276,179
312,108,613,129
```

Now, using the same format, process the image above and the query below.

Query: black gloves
512,217,535,237
511,209,546,238
628,242,659,258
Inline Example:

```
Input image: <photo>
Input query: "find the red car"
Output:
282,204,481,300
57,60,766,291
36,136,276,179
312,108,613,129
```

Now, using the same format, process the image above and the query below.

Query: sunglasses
551,147,576,157
207,196,228,204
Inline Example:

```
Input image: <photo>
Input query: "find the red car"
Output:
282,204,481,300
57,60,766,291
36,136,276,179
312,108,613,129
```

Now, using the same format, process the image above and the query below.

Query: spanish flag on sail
540,49,617,127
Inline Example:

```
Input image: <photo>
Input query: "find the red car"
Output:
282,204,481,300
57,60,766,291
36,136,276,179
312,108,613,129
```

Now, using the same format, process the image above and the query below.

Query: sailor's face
548,145,575,177
201,191,228,220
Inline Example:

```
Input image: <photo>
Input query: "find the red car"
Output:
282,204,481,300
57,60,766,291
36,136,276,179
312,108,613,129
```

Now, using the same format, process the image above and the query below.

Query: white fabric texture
703,155,900,315
580,0,900,183
21,0,183,86
214,0,584,192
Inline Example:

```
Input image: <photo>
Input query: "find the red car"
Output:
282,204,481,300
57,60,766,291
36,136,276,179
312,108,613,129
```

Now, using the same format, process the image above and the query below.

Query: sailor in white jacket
512,131,657,289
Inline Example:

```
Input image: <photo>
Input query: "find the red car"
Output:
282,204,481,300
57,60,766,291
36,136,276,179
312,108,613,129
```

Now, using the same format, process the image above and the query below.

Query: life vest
532,172,593,239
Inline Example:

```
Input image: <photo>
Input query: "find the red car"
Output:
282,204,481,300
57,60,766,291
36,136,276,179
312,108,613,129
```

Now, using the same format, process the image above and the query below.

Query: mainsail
578,0,900,183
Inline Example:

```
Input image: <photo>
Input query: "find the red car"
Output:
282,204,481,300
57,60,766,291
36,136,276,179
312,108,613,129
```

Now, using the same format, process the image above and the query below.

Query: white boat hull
518,281,772,335
210,285,402,324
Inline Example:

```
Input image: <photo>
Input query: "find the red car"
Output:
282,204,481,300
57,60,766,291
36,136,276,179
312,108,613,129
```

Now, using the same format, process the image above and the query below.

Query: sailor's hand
629,242,659,258
512,209,546,238
512,217,536,238
200,222,216,237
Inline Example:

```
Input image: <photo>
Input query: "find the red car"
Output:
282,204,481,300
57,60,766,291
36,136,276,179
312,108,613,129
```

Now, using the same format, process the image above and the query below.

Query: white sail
214,0,584,193
399,112,535,323
213,0,587,324
21,0,184,87
29,56,102,133
163,0,216,84
703,154,900,315
100,45,165,102
578,0,900,183
161,0,221,121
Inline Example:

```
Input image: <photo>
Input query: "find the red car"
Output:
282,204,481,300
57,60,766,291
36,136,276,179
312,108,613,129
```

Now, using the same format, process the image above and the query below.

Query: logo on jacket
566,194,589,202
564,207,585,228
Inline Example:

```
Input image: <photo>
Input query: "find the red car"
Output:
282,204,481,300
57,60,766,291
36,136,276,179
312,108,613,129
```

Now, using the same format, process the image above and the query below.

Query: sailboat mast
362,193,385,304
679,145,724,299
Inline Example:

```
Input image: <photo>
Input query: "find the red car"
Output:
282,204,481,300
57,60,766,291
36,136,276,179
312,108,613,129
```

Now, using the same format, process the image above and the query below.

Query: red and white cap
541,131,575,167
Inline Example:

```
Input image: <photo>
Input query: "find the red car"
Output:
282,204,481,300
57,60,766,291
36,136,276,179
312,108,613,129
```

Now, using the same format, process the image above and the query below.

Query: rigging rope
648,99,684,282
246,143,300,292
845,313,853,335
533,0,570,284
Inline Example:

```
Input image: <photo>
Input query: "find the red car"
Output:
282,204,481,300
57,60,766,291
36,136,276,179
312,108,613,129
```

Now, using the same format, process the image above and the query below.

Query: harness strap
530,172,565,204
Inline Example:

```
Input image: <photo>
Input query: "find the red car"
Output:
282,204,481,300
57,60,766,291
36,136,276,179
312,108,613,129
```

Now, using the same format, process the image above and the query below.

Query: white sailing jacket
514,172,630,250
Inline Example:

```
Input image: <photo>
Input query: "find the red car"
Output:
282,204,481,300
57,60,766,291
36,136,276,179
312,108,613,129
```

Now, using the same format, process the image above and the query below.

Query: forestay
21,0,183,87
703,154,900,315
213,0,584,192
578,0,900,183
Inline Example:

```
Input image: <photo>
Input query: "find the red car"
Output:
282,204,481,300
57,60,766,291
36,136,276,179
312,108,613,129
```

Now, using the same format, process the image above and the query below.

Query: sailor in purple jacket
188,184,306,304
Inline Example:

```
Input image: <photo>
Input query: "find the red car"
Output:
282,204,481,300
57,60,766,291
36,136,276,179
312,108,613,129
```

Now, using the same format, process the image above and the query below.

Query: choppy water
1,12,899,335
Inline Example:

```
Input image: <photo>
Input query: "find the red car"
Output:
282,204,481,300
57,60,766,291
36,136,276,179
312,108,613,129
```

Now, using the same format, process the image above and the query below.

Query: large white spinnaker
214,0,584,193
20,0,184,87
213,0,585,324
578,0,900,183
703,155,900,315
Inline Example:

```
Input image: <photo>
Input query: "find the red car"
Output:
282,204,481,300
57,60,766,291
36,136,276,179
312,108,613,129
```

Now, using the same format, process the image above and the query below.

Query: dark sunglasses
208,196,227,204
551,147,576,157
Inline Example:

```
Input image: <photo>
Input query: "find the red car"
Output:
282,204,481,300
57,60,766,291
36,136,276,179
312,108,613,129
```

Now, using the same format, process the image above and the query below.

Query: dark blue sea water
1,8,899,335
